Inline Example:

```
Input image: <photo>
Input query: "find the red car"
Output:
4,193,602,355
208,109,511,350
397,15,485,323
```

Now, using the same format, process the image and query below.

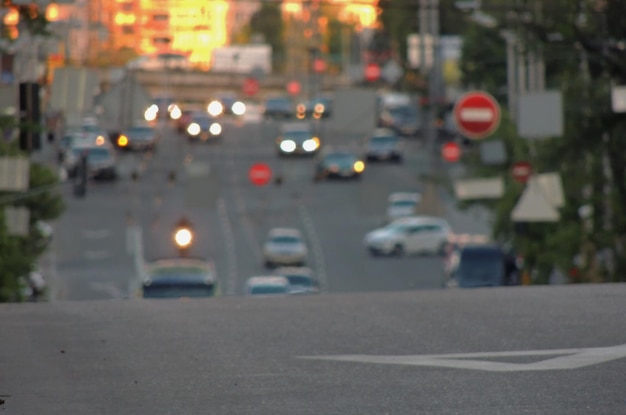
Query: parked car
364,216,452,257
446,244,521,288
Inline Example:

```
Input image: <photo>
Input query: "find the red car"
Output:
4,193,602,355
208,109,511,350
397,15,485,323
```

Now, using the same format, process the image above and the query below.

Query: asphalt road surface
45,108,491,300
2,284,625,414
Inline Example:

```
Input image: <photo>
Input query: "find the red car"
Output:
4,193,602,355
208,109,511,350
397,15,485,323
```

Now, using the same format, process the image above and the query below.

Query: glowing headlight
187,123,201,136
207,101,223,116
279,140,296,153
174,228,193,248
353,160,365,173
302,138,319,152
117,135,129,147
209,122,222,135
231,101,246,116
314,103,325,113
144,107,158,121
170,106,182,120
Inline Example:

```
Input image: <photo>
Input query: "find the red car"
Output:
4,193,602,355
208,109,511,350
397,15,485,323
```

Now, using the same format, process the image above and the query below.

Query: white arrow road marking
459,108,494,122
299,343,626,372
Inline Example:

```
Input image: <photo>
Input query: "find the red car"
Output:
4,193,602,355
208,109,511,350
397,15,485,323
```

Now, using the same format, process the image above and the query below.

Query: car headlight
280,140,296,153
207,101,223,116
353,160,365,173
302,138,319,152
144,107,158,121
170,106,182,120
209,122,222,135
231,101,246,115
187,123,201,136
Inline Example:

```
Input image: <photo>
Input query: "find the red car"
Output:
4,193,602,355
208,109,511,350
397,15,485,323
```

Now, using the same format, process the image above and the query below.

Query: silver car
262,228,308,268
275,267,320,294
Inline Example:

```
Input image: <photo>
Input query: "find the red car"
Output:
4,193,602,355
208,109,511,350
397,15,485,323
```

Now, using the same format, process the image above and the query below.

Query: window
122,25,134,34
120,2,134,12
153,37,172,45
153,14,168,22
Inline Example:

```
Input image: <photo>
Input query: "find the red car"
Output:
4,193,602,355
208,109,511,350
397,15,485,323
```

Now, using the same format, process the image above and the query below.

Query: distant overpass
115,69,354,102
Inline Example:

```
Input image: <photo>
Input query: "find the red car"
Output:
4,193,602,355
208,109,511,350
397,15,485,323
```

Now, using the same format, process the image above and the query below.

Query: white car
245,276,290,295
386,192,421,222
275,267,320,294
262,228,308,268
364,216,452,257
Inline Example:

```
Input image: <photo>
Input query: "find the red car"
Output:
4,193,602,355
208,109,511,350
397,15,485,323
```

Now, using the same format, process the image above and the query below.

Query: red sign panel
313,58,326,73
453,91,501,140
441,141,461,163
242,77,259,97
249,163,272,186
512,161,532,184
364,63,380,82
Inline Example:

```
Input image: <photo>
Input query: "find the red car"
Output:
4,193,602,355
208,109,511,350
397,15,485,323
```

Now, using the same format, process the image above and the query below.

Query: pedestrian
46,110,58,143
28,269,47,302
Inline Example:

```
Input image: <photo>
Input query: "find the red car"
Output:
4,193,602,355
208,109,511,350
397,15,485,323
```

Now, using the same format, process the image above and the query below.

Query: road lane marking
300,343,626,372
217,198,238,296
227,135,264,264
296,201,328,292
128,225,145,298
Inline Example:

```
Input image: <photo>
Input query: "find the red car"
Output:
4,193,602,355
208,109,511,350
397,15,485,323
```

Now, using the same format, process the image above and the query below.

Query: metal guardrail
124,69,353,101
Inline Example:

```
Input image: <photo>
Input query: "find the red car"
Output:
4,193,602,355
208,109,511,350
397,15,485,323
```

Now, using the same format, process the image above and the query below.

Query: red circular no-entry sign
364,63,380,82
441,141,461,163
249,163,272,186
512,161,532,184
242,77,259,97
453,91,501,140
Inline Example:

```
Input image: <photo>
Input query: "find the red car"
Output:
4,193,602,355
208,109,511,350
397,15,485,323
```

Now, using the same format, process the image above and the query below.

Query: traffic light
18,82,41,152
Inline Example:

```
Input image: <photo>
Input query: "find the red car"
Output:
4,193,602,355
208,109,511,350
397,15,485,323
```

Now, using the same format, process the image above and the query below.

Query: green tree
0,140,65,302
458,24,506,98
457,0,626,283
249,3,285,73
